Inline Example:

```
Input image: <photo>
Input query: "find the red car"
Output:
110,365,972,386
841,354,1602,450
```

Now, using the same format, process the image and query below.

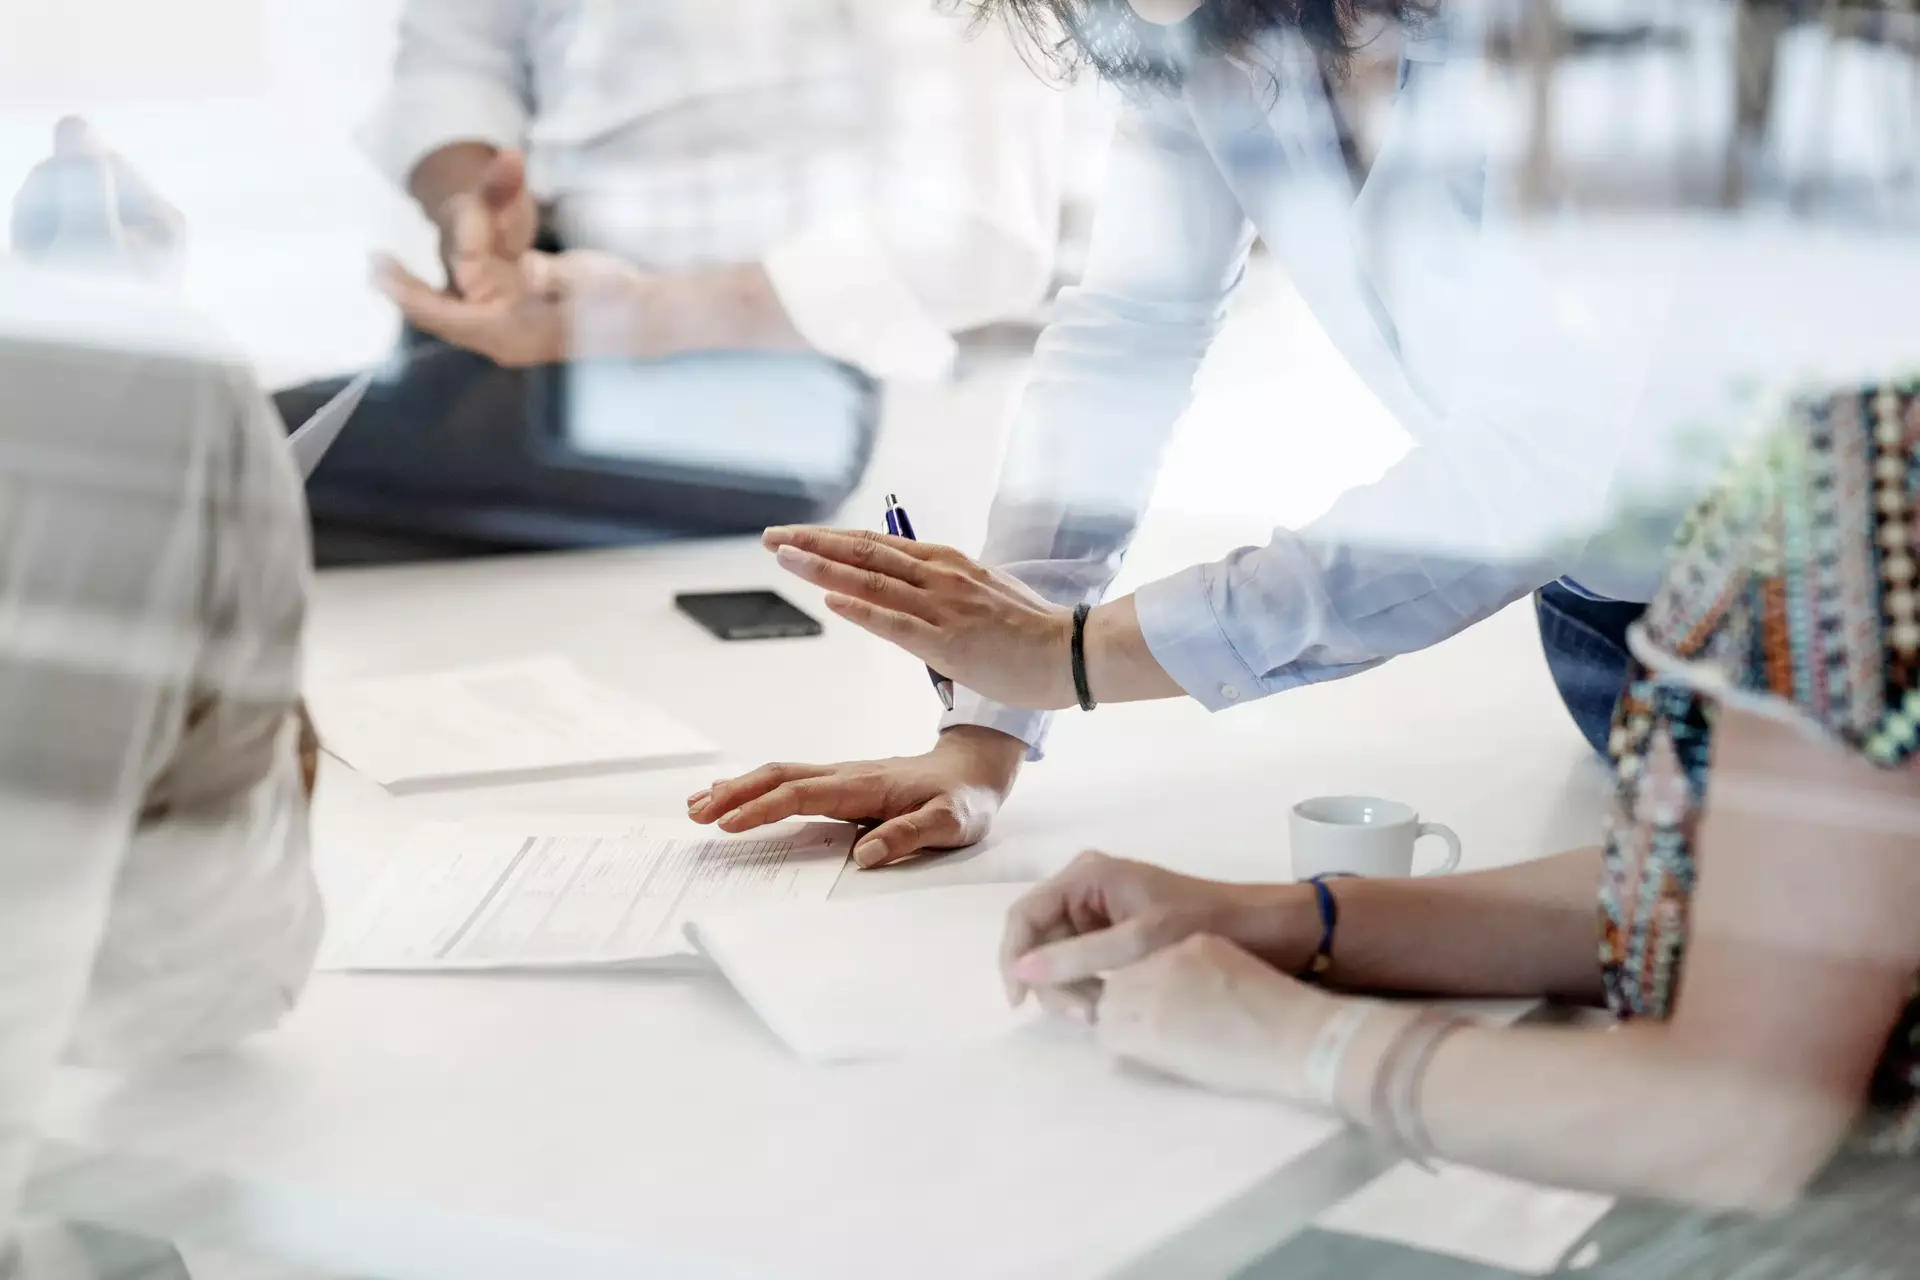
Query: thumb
853,798,967,869
479,150,527,216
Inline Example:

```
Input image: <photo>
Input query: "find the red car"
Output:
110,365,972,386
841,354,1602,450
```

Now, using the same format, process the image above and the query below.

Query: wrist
934,725,1027,791
1080,597,1183,707
1216,883,1322,973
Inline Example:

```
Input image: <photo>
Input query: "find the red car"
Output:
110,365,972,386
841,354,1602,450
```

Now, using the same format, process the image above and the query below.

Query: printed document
308,656,717,789
330,815,852,970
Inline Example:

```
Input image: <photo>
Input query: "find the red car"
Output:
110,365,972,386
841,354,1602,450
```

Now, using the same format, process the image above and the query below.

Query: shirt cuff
940,687,1054,763
763,212,959,383
359,72,529,189
1133,565,1268,713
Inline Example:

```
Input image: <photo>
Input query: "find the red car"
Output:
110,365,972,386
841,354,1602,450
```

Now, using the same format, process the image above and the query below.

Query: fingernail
775,545,806,566
1013,955,1047,984
764,526,794,542
687,792,710,814
718,810,742,828
852,839,883,867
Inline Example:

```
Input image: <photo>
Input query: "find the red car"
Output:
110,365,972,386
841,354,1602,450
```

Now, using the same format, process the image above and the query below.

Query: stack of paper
328,815,853,970
307,657,717,790
688,882,1043,1063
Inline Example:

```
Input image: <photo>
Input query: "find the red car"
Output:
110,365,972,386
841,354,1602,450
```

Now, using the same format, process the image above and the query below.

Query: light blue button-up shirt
946,22,1679,754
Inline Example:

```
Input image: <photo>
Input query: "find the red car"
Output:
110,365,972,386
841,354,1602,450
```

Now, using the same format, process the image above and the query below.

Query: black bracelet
1070,603,1096,712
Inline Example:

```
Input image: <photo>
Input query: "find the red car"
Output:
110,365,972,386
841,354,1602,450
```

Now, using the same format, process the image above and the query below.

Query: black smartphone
675,590,823,641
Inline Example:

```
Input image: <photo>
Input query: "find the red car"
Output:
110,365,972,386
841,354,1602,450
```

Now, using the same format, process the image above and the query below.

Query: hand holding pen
764,514,1084,713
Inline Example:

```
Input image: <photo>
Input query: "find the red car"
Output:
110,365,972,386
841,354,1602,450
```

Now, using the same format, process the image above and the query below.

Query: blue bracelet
1299,873,1357,983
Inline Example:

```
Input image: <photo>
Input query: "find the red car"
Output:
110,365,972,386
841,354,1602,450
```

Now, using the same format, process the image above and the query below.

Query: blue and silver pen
884,493,957,712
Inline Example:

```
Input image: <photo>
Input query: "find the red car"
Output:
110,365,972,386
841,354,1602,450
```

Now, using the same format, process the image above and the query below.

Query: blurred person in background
692,0,1671,868
276,0,1064,566
1,121,323,1260
994,375,1920,1266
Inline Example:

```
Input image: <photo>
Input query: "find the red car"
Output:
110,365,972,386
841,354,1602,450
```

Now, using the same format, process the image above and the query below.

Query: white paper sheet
1316,1161,1615,1275
307,656,717,790
287,371,374,478
687,882,1043,1063
328,815,852,971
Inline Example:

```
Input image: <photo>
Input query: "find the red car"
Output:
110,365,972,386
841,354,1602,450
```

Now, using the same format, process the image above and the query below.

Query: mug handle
1415,823,1462,876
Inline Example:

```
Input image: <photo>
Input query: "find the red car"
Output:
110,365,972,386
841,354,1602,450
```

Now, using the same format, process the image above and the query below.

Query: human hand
1097,934,1339,1102
9,117,183,272
1002,852,1312,1019
687,725,1027,869
762,526,1077,711
435,149,539,302
375,246,650,368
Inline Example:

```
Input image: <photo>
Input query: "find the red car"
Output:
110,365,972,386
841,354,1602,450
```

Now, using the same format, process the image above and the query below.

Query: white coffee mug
1289,796,1462,880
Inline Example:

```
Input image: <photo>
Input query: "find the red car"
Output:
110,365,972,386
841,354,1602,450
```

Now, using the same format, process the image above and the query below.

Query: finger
763,526,946,567
766,529,934,586
852,798,969,869
1017,916,1168,990
1034,981,1100,1025
820,593,943,652
716,775,879,833
374,256,489,347
1000,881,1076,1001
692,762,832,823
480,151,528,216
774,546,931,618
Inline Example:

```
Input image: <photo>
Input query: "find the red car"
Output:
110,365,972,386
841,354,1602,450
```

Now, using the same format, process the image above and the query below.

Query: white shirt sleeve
0,278,320,1241
940,98,1255,753
764,14,1065,381
361,0,536,187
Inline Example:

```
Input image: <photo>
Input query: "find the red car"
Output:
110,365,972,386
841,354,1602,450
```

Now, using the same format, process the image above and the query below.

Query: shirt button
1220,684,1242,702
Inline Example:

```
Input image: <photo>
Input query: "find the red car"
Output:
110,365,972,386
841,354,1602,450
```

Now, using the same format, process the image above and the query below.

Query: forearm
1323,847,1606,1003
649,262,809,358
1335,1017,1851,1210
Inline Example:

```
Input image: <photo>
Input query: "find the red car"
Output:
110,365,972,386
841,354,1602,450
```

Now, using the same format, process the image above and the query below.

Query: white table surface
25,363,1613,1279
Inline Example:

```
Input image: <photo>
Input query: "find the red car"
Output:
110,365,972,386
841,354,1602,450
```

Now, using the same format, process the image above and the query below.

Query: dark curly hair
961,0,1434,87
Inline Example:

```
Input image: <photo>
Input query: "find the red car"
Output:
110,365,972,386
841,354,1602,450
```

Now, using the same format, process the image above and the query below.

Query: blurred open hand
378,150,651,366
763,526,1077,711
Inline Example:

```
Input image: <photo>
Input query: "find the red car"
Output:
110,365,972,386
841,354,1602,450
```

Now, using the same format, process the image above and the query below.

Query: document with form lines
327,815,853,971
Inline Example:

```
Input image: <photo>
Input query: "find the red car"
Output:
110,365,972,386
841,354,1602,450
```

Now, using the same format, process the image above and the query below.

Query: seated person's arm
0,307,317,1238
66,360,324,1068
375,13,1065,374
370,0,535,268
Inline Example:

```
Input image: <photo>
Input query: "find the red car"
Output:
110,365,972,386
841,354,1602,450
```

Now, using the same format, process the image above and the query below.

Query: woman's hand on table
1097,935,1343,1103
1001,852,1316,1022
686,726,1027,869
761,526,1079,711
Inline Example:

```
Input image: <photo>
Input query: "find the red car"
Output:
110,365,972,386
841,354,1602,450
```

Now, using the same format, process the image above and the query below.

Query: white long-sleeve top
363,0,1067,381
0,264,324,1249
